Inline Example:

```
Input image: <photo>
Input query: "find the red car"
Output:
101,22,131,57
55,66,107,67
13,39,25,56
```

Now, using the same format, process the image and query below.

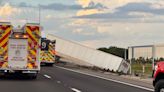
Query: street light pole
124,48,127,60
152,45,156,70
129,47,133,75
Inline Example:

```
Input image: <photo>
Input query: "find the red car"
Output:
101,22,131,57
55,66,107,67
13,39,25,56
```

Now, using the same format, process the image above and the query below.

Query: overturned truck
47,34,130,74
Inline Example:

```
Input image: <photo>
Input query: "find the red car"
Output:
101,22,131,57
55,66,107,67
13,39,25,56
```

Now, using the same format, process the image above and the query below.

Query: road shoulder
55,63,153,91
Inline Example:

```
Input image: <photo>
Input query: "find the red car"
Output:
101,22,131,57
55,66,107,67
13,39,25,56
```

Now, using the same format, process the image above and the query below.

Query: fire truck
0,22,41,79
40,38,56,66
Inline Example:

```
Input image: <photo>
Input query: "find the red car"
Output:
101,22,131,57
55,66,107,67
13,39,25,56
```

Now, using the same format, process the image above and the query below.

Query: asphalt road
0,65,153,92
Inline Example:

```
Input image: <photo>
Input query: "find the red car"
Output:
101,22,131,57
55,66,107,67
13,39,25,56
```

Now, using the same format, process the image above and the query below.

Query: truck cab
153,61,164,92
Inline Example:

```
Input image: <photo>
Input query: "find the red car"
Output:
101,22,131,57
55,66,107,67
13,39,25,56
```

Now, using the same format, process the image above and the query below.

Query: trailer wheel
155,79,164,92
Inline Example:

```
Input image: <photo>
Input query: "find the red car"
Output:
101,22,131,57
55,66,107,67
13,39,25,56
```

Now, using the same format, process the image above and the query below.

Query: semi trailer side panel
47,34,130,73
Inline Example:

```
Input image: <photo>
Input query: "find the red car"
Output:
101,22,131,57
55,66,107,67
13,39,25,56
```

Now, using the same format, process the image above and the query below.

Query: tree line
98,46,128,59
98,46,164,63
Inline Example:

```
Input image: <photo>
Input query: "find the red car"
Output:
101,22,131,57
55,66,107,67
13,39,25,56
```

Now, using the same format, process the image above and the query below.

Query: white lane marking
57,81,61,83
71,88,81,92
55,65,154,92
44,74,51,79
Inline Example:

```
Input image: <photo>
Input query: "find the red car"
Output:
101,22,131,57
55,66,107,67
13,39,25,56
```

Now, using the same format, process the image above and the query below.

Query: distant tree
145,57,152,64
131,58,136,64
159,57,164,61
139,57,146,65
138,57,146,74
98,46,128,59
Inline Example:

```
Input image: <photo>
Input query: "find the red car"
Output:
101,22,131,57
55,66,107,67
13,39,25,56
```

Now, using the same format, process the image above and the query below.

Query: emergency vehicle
0,22,41,79
40,38,56,66
153,61,164,92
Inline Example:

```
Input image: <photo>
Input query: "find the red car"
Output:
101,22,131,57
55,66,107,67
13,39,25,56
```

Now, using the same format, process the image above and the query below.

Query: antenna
39,4,41,25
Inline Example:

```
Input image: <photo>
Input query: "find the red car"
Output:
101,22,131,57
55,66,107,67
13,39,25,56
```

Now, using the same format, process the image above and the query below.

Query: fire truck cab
40,38,56,66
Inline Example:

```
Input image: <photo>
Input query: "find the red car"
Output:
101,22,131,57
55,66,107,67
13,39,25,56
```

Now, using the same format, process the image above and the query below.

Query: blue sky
0,0,164,48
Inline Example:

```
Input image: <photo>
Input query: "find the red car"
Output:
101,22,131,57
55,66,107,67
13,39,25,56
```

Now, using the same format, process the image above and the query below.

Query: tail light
23,35,28,38
15,34,19,38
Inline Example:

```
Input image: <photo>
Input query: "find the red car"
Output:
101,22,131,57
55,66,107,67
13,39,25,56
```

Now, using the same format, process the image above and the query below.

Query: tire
45,63,54,66
31,75,37,79
0,72,4,78
155,79,164,92
29,73,37,79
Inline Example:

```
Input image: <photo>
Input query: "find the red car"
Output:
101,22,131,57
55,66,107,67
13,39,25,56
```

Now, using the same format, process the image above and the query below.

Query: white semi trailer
47,34,130,74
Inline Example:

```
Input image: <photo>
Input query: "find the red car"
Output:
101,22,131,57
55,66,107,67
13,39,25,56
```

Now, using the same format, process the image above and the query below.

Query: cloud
18,2,32,7
72,28,95,36
72,28,83,33
77,0,91,8
68,19,87,26
116,2,164,15
77,0,143,10
150,1,164,9
74,10,136,19
84,1,107,9
45,14,54,19
0,3,21,17
0,0,3,4
17,1,107,12
74,2,164,20
17,2,82,10
128,12,154,17
40,2,106,11
75,0,107,16
76,9,104,16
40,3,82,11
0,3,42,24
80,23,164,48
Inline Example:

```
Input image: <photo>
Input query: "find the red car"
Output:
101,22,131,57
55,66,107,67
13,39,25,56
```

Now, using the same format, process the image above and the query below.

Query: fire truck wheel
45,63,54,66
155,79,164,92
29,73,37,79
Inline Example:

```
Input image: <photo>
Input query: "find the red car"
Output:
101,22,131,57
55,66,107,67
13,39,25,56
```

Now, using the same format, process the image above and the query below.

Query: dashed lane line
71,88,81,92
44,74,51,79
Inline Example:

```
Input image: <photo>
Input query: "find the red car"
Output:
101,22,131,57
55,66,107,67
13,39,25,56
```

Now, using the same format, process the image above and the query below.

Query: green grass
132,63,153,76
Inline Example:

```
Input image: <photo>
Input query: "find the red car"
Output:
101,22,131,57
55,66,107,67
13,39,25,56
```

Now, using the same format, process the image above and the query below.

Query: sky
0,0,164,48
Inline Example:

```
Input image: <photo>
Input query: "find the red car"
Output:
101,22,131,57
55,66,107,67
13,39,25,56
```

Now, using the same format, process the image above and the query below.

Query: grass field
132,63,153,77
